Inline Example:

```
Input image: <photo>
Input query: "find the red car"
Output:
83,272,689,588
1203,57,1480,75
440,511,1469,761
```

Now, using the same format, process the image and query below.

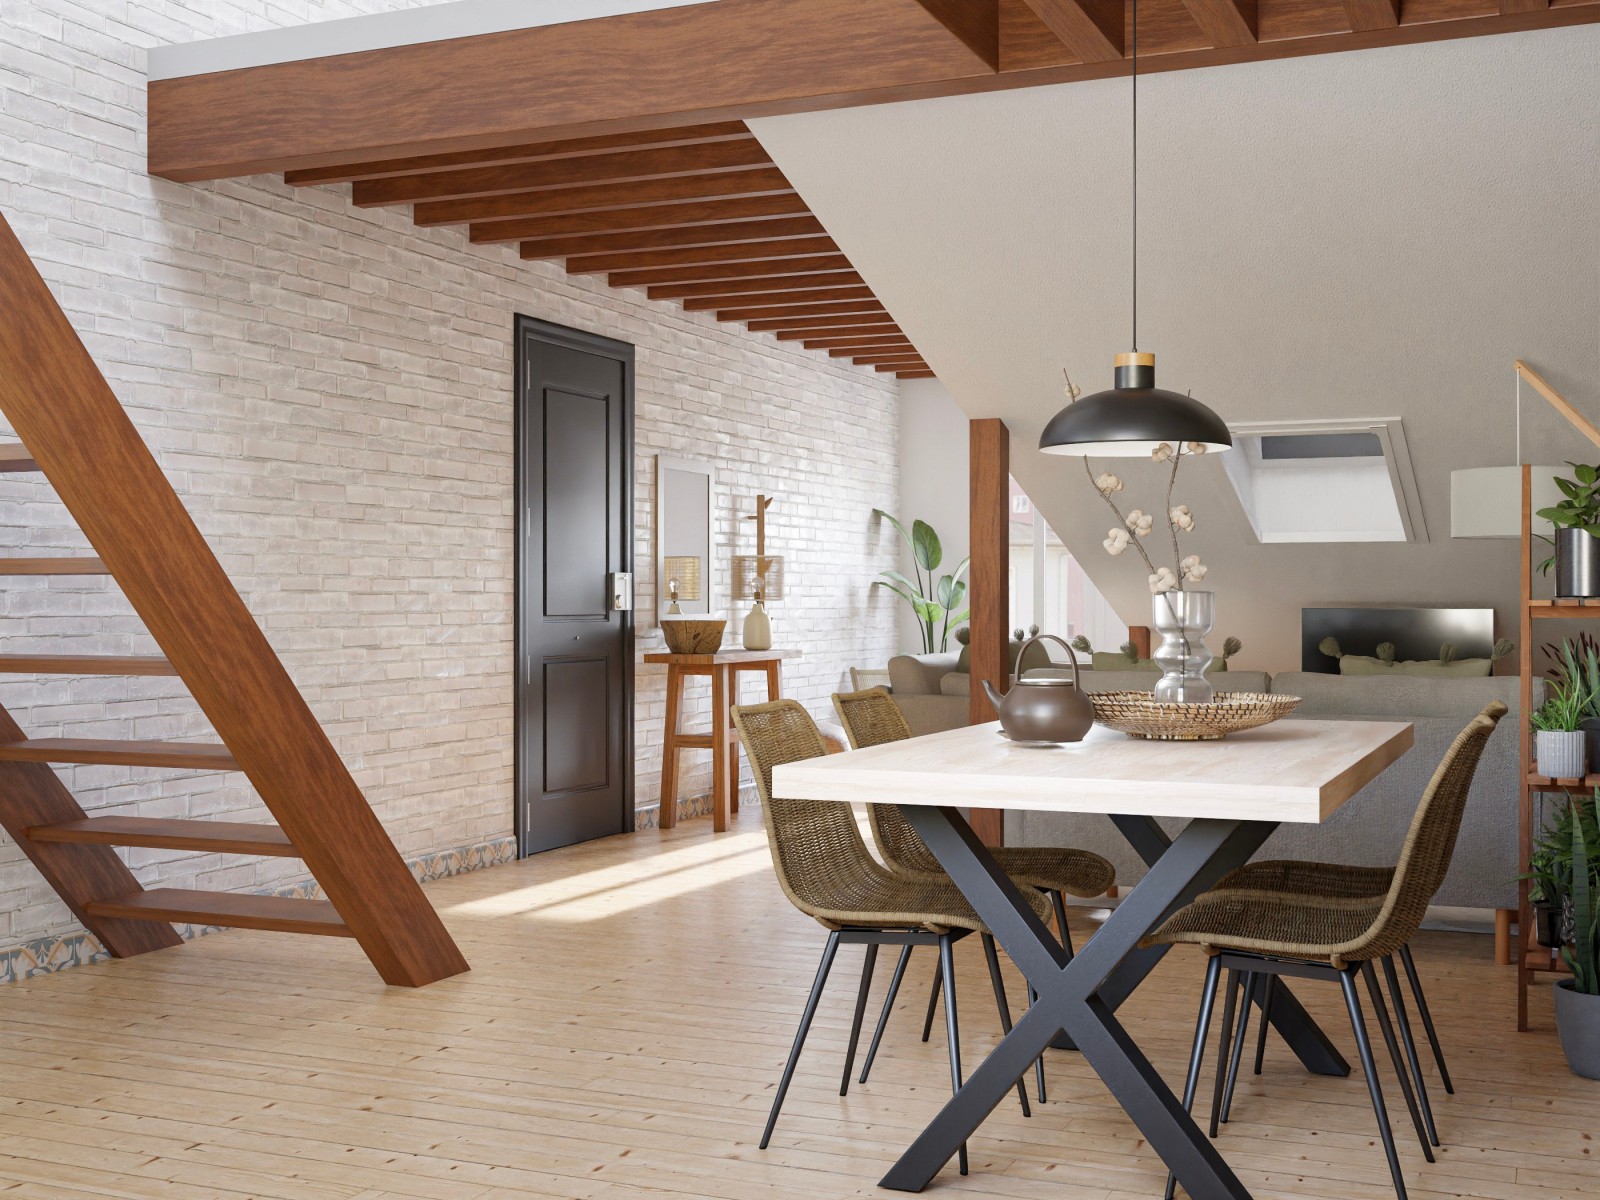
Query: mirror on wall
656,456,716,624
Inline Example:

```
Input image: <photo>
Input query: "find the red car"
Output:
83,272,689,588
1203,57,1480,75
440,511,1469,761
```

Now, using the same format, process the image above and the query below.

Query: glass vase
1152,588,1215,704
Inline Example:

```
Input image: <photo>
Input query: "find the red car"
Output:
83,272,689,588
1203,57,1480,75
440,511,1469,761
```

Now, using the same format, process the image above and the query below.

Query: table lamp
663,555,702,614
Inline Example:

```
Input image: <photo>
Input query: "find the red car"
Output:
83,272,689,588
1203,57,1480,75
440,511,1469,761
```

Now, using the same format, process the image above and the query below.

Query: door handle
609,572,634,612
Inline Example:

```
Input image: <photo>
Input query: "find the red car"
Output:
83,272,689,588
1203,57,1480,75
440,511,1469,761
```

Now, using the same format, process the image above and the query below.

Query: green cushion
1337,655,1493,678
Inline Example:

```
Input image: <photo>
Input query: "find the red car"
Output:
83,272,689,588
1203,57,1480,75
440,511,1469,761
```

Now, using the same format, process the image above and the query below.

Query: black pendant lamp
1038,0,1231,460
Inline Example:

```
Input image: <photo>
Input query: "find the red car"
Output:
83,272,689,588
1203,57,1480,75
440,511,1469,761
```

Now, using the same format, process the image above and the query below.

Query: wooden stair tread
28,816,296,856
0,557,108,574
84,888,350,937
0,443,40,472
0,653,176,675
0,739,237,770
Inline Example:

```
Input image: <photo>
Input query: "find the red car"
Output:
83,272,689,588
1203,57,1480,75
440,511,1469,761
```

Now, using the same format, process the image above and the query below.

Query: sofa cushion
939,672,971,697
887,653,960,697
1337,655,1493,677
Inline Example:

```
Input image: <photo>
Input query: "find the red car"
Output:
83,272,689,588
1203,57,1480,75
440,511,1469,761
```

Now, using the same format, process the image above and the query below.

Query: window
1218,418,1427,544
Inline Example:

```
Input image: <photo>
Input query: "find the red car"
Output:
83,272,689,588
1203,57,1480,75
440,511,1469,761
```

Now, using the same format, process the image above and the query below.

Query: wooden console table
645,649,799,832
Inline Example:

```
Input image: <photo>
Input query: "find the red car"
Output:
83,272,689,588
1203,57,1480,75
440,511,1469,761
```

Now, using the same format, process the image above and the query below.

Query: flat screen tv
1300,607,1496,673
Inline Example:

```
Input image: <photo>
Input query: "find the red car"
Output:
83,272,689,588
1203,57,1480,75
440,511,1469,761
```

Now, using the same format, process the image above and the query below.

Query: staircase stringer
0,213,468,987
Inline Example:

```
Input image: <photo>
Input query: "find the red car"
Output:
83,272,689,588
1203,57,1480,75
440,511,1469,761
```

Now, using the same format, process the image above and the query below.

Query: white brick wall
0,0,901,954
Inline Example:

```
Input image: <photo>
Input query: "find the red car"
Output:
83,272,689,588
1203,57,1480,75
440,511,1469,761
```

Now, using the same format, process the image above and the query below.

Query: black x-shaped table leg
879,806,1349,1199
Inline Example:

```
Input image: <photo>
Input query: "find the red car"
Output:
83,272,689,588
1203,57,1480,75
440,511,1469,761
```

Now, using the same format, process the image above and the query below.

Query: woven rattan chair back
831,688,944,876
731,699,891,925
1342,701,1506,963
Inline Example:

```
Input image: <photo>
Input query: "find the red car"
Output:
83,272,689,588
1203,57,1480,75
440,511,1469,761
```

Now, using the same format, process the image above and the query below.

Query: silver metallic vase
1152,588,1215,704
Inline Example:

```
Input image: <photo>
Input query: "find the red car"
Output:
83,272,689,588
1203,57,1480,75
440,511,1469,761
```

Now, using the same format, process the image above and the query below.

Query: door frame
513,314,636,857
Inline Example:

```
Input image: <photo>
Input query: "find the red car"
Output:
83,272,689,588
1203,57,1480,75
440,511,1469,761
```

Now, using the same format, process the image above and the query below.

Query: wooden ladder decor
0,213,468,987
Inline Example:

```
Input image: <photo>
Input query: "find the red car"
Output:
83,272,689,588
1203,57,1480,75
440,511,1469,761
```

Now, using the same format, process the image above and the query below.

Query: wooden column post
968,418,1009,846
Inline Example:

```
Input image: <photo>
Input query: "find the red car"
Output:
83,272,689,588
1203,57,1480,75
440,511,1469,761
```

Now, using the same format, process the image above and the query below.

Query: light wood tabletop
773,718,1414,824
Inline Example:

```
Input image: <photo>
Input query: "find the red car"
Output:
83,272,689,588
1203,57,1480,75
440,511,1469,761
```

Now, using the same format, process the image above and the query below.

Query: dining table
771,715,1415,1200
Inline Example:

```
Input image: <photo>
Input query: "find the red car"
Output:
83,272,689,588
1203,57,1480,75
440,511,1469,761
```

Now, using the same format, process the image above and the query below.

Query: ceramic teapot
980,634,1094,744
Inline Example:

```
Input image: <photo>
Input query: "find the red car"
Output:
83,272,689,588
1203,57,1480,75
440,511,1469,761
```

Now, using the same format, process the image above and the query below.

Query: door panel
516,317,634,855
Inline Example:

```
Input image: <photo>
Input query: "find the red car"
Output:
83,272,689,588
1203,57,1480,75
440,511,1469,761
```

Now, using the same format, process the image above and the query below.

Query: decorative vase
1555,527,1600,598
742,600,773,651
1554,979,1600,1079
1535,729,1587,779
1151,589,1215,704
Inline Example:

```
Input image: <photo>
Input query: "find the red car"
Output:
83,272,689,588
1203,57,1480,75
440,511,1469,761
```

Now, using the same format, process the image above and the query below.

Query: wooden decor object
0,213,468,987
968,418,1011,847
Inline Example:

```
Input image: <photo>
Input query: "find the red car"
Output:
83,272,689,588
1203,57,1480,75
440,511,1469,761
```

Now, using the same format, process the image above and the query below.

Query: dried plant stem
1082,455,1163,578
1164,445,1185,578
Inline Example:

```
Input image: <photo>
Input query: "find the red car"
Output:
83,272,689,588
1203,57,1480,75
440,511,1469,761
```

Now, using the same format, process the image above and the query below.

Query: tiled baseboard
0,834,519,984
633,785,759,830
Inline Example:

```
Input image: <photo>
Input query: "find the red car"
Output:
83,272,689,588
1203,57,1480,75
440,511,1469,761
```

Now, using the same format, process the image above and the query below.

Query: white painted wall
0,0,900,968
894,378,969,654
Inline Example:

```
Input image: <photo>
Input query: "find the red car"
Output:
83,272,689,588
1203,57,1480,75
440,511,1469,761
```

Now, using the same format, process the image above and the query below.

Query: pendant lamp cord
1131,0,1138,353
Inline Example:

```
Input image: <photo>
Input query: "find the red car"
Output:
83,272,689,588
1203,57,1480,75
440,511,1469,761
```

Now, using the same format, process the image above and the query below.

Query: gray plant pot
1536,730,1587,779
1555,527,1600,598
1554,979,1600,1079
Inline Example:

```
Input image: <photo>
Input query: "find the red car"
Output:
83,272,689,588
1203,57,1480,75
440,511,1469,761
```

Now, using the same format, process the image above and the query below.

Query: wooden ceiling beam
647,272,866,301
776,322,902,341
516,217,826,260
467,194,811,244
284,122,750,186
682,285,877,311
1499,0,1548,10
826,342,916,354
1180,0,1258,46
1343,0,1401,29
912,0,1002,70
877,361,929,372
354,139,771,207
811,335,915,350
898,370,938,378
759,314,900,334
852,353,928,364
560,236,838,275
414,168,793,227
1019,0,1125,62
717,299,887,321
611,255,853,289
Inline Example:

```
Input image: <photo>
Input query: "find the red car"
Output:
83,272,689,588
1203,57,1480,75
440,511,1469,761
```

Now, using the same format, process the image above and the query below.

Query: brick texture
0,0,901,954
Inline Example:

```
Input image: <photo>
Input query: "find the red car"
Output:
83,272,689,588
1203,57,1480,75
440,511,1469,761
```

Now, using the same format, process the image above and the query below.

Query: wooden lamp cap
1114,351,1156,368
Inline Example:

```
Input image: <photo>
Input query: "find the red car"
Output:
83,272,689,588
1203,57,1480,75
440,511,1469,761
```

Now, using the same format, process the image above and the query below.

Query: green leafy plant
1545,637,1600,724
1563,791,1600,994
872,510,969,654
1534,463,1600,574
1532,675,1594,733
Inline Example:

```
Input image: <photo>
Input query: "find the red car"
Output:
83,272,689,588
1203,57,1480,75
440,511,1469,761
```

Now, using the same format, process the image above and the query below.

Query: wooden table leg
711,664,730,832
765,658,781,700
659,664,683,830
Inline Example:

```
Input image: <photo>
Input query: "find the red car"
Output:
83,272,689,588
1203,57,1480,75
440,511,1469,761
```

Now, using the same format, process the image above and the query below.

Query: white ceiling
752,26,1600,670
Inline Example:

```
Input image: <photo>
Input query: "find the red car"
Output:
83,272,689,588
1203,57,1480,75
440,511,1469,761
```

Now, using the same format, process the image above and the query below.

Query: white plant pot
1536,730,1587,779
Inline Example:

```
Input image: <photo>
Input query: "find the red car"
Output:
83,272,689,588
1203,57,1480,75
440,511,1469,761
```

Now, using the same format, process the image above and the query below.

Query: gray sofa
1008,670,1535,911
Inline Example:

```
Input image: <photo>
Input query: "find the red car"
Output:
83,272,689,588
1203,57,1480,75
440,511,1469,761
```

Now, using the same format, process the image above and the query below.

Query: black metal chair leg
1028,984,1047,1104
1220,972,1256,1124
1399,944,1454,1095
1383,955,1439,1147
1253,977,1275,1075
937,934,969,1176
840,943,880,1096
980,933,1033,1118
1339,968,1409,1200
1049,889,1074,957
761,930,841,1149
859,943,913,1085
921,956,943,1043
1362,962,1435,1162
1165,954,1224,1200
1209,968,1240,1138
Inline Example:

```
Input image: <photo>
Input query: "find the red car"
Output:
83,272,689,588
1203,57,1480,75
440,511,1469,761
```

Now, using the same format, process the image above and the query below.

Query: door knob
609,572,634,612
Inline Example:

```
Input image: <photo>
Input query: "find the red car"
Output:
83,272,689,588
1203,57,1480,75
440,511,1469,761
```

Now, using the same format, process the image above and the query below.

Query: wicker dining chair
831,687,1115,1099
731,699,1056,1170
1146,702,1505,1200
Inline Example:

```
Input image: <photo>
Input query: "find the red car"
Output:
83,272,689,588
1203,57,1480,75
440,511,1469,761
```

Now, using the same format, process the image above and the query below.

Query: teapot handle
1012,633,1082,691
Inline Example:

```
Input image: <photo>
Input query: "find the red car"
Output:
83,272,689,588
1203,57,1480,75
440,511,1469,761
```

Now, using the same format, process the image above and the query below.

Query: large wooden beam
1180,0,1259,46
515,217,826,261
1343,0,1400,29
414,169,794,227
353,139,771,207
148,0,1001,180
968,418,1010,848
1020,0,1124,62
468,195,812,244
912,0,1002,69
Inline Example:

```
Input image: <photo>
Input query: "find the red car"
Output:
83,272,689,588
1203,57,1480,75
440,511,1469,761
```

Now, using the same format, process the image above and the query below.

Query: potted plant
1554,789,1600,1078
872,511,968,653
1532,676,1592,779
1528,803,1578,949
1535,462,1600,598
1547,636,1600,768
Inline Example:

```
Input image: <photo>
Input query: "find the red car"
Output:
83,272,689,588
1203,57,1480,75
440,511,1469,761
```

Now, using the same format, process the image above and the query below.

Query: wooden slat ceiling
293,121,933,378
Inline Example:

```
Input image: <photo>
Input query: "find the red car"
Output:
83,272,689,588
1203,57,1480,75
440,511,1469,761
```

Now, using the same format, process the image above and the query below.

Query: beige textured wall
0,0,901,961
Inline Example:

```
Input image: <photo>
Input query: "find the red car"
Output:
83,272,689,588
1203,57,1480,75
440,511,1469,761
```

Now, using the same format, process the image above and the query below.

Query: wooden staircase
0,213,468,987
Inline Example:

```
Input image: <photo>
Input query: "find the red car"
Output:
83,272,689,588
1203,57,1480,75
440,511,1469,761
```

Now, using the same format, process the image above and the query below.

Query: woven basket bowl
1089,690,1301,741
661,616,726,655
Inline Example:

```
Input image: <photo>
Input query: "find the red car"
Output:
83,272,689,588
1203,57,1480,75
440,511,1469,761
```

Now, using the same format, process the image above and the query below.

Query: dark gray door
516,316,633,855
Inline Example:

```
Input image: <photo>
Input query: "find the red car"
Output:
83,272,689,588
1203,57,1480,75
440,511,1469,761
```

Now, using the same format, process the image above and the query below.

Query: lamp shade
1040,352,1231,458
663,555,702,602
730,554,784,602
1450,466,1565,539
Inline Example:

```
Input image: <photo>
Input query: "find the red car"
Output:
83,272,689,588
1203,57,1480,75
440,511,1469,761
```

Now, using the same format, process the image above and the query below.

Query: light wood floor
0,813,1593,1200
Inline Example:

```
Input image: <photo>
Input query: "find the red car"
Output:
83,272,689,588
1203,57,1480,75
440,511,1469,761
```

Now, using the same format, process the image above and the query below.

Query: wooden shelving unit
1516,361,1600,1030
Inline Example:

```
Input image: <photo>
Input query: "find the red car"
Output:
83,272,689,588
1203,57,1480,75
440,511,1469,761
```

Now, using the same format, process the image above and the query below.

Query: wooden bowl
661,616,726,655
